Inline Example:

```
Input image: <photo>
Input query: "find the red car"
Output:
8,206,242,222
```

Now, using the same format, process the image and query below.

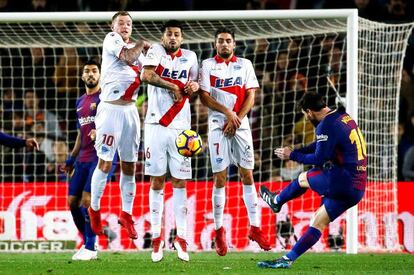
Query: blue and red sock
276,179,307,205
81,207,97,251
71,207,85,238
286,226,321,261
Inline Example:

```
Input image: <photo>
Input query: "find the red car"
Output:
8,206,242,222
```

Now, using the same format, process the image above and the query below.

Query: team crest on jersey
216,157,223,164
90,103,97,110
214,77,242,88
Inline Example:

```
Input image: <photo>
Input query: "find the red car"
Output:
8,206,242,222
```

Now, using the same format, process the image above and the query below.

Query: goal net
0,10,413,253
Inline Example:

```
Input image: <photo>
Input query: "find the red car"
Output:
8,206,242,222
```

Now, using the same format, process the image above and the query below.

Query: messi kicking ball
175,129,203,157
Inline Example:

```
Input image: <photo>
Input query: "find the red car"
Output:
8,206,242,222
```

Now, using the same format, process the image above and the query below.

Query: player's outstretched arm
199,90,241,129
141,66,182,102
120,40,151,65
0,131,28,149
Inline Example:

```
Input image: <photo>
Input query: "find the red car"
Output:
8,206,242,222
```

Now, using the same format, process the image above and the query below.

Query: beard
219,51,231,59
168,45,179,53
85,80,98,89
164,41,180,54
309,117,320,127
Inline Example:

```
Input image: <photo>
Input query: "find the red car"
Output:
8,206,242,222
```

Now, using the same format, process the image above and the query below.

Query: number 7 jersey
199,55,259,131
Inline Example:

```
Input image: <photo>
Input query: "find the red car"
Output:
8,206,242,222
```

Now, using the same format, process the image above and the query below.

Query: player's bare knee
120,161,135,176
67,196,80,210
298,172,310,188
239,168,254,185
171,178,186,188
81,193,91,208
311,221,328,232
213,170,227,188
151,176,165,190
98,159,113,173
310,206,331,231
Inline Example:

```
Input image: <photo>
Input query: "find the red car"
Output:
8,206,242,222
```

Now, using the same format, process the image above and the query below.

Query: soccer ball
175,129,203,157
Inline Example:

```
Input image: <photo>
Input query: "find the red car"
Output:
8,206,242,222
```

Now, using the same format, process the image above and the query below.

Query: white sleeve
199,60,211,93
136,53,146,67
103,32,125,58
245,59,259,89
142,44,163,67
189,52,199,81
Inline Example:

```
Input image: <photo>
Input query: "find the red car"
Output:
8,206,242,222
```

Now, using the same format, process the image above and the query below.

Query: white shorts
144,123,192,179
208,128,254,173
94,101,140,162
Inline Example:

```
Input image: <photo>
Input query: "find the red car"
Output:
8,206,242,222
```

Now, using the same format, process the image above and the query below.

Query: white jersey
143,43,198,129
199,55,259,131
100,32,145,102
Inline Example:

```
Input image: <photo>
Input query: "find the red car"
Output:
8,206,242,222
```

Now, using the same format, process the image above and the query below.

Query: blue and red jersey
76,91,100,163
290,110,367,190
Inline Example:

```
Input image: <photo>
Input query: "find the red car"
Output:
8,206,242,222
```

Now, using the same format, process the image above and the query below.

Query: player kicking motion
258,92,367,269
88,11,150,240
61,60,116,261
140,20,199,262
199,27,271,256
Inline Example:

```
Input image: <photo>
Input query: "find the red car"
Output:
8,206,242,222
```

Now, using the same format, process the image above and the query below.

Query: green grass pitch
0,251,413,274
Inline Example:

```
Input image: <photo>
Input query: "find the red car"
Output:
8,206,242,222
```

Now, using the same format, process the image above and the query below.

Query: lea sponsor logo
214,77,242,88
161,68,188,80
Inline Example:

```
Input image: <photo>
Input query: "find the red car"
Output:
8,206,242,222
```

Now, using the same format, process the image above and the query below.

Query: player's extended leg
68,162,87,241
257,204,329,269
68,196,85,241
150,175,165,262
118,161,138,239
171,177,189,262
89,159,113,235
212,169,228,256
68,195,89,260
260,171,309,213
239,167,271,251
74,192,98,261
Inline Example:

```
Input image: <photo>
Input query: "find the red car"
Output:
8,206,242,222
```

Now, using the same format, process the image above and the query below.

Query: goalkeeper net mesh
0,11,413,252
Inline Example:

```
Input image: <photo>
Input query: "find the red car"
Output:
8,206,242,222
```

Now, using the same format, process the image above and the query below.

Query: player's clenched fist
184,80,199,96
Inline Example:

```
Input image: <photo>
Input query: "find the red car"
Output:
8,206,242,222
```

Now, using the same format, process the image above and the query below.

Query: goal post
345,9,359,255
0,10,413,253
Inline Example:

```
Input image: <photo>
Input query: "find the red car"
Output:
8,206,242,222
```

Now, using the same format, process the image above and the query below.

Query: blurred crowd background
1,0,414,183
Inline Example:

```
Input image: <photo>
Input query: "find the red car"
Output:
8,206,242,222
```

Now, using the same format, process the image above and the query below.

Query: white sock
173,187,187,239
90,168,108,211
243,184,259,227
149,188,164,238
120,173,136,215
212,186,225,230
